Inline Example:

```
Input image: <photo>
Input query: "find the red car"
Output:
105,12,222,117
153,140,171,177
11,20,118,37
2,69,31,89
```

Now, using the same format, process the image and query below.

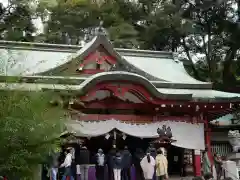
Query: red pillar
193,150,202,176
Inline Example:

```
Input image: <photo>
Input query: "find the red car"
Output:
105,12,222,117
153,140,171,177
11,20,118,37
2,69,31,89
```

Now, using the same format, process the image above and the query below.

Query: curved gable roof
0,35,211,88
38,35,211,88
40,35,162,81
77,71,192,100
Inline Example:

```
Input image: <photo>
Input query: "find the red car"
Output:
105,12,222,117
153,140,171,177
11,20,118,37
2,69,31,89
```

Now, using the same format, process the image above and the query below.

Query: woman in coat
113,152,123,180
140,152,155,180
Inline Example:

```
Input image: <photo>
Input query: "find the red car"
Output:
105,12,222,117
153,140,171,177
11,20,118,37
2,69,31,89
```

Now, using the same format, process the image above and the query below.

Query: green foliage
2,0,240,84
41,0,139,47
0,90,65,179
0,0,37,41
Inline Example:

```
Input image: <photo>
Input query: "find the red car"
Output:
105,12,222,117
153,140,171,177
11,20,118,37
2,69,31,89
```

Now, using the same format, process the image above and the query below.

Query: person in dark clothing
107,146,117,180
79,146,90,180
213,153,223,180
148,144,157,159
134,148,144,180
113,152,123,180
181,157,188,177
95,149,106,180
121,146,132,180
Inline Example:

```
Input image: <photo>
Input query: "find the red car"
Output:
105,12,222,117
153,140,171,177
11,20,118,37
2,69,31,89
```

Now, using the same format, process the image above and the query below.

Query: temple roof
0,72,240,102
211,113,240,126
0,34,240,103
0,35,210,86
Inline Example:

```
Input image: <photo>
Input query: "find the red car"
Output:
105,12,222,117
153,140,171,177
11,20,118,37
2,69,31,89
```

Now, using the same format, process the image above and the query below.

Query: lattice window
184,149,193,165
211,143,232,158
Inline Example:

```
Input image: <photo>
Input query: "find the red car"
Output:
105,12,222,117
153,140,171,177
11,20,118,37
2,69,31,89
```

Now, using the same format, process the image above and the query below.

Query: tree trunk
182,38,202,81
222,47,237,85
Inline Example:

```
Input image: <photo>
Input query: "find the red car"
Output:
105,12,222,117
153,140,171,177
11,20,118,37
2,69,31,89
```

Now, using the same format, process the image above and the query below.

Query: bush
0,90,65,179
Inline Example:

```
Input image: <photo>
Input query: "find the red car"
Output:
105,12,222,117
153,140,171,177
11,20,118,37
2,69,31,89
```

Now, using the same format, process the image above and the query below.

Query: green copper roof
0,46,72,75
125,56,209,84
211,114,238,126
157,88,240,99
0,71,240,101
0,36,211,87
1,83,239,101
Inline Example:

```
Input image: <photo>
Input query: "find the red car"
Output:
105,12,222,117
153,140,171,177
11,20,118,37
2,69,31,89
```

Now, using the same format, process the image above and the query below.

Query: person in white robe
140,152,155,180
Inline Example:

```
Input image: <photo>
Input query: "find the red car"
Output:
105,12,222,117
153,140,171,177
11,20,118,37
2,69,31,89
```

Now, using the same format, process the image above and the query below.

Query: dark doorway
87,134,150,153
167,145,184,175
85,133,152,164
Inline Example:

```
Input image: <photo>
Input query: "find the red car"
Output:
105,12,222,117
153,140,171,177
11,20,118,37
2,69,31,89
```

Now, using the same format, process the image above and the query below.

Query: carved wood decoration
77,81,233,115
77,45,116,74
152,125,176,147
80,82,179,105
80,89,144,103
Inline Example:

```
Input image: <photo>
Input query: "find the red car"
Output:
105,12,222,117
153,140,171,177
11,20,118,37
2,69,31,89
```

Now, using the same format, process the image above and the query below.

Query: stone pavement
169,176,194,180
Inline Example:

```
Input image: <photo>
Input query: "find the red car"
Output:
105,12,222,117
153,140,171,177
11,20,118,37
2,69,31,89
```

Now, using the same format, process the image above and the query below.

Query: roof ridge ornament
152,125,176,148
94,20,109,38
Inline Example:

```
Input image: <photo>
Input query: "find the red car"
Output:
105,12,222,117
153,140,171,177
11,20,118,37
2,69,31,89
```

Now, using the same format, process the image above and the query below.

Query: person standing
134,148,144,180
213,153,223,180
79,145,90,180
95,149,106,180
49,150,60,180
60,148,73,180
202,149,211,175
122,146,132,180
181,157,188,177
140,152,155,180
155,149,168,180
148,144,157,159
70,147,76,180
107,146,116,180
113,152,123,180
148,144,157,180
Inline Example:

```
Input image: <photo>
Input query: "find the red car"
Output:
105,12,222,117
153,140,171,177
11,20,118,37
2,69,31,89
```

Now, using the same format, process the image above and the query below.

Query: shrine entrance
167,146,184,175
85,133,186,177
85,134,151,163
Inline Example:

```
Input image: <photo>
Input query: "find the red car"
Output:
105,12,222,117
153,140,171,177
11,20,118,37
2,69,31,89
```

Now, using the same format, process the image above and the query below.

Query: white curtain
66,119,205,150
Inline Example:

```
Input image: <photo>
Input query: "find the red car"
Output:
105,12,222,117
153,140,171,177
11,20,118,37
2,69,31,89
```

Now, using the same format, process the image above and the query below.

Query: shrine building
1,33,240,177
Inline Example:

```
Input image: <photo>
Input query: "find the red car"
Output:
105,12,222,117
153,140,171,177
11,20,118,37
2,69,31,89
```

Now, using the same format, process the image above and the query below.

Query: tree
0,0,37,41
0,0,55,42
138,0,240,84
40,0,139,48
38,0,240,85
0,89,65,179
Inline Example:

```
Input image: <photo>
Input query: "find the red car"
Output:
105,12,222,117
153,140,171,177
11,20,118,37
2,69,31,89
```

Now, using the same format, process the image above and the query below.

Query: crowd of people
48,143,169,180
48,143,231,180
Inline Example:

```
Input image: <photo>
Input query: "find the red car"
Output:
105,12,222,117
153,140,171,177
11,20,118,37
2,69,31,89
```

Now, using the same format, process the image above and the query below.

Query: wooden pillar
193,150,202,176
